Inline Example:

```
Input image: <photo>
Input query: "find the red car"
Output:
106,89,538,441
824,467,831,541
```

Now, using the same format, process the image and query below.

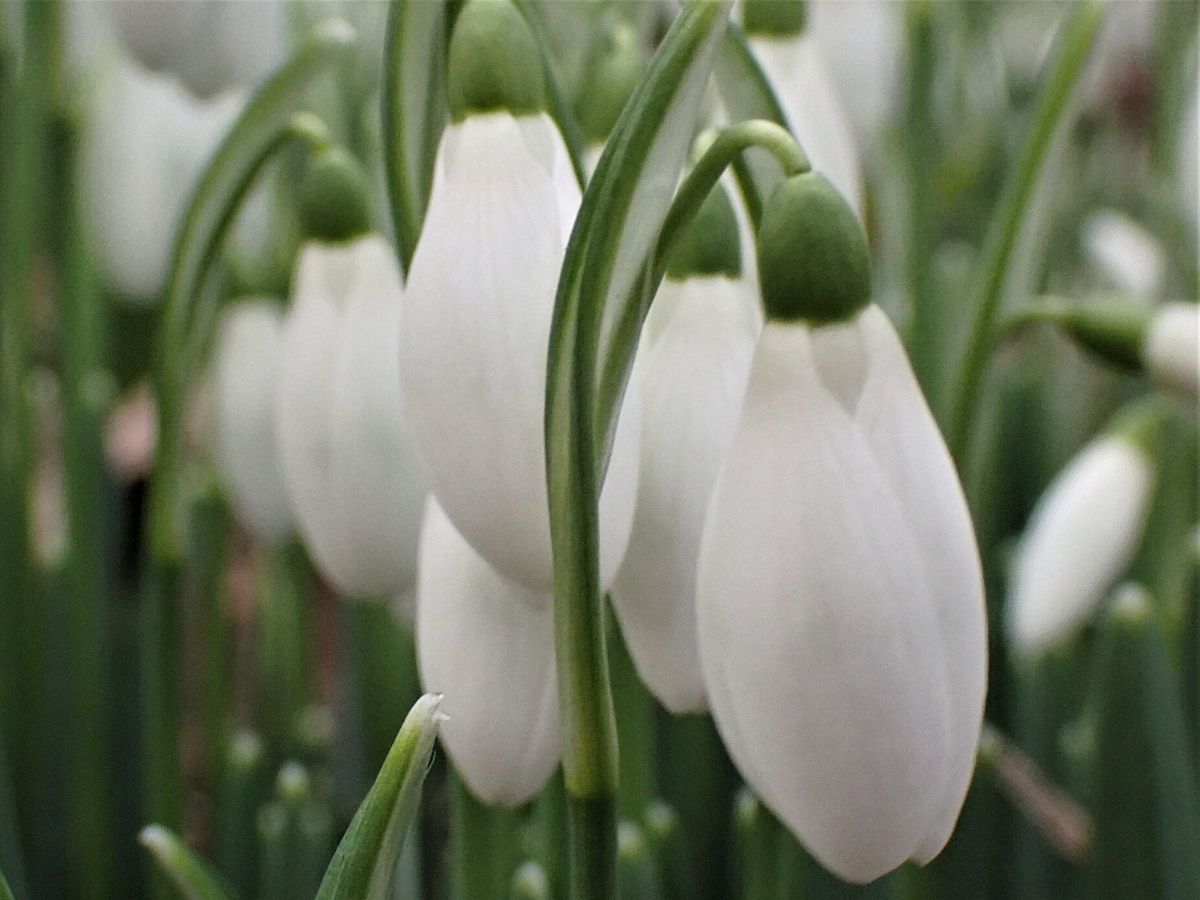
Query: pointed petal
612,277,757,713
852,305,988,862
415,499,559,807
750,33,863,215
325,236,427,598
403,113,636,590
211,300,293,543
697,322,951,883
1007,435,1153,656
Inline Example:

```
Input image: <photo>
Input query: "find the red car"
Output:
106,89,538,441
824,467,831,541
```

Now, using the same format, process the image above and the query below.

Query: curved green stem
947,0,1106,464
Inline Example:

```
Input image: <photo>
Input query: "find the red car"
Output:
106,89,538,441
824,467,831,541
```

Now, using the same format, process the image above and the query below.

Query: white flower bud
211,300,292,544
1082,209,1166,300
402,111,640,590
1142,302,1199,402
81,50,243,302
1008,433,1155,657
697,305,987,883
611,275,758,714
277,235,426,599
416,499,559,807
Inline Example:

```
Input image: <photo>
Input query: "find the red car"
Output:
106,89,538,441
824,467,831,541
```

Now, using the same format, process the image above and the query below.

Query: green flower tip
756,172,870,324
298,146,373,244
743,0,808,37
666,182,742,281
448,0,546,121
1108,395,1169,458
577,23,646,144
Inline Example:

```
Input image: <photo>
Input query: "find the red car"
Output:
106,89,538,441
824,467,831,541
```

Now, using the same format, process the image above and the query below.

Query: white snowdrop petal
1082,209,1166,299
1008,436,1153,656
403,113,637,590
1143,302,1199,401
698,323,952,884
211,301,292,543
278,245,349,585
326,237,427,598
852,306,988,862
810,0,903,139
750,32,863,215
416,499,559,807
612,277,757,713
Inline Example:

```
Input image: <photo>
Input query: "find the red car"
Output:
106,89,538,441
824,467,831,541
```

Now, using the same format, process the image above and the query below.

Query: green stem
188,486,232,784
947,0,1106,464
452,775,519,900
568,795,618,900
607,605,656,820
259,540,312,759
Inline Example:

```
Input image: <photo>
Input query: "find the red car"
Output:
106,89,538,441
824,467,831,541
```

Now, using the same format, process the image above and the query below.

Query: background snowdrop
401,0,640,591
210,300,292,545
697,172,986,882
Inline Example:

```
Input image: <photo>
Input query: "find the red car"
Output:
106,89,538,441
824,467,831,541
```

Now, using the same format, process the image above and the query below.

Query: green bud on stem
297,146,373,244
756,172,870,324
577,24,646,145
665,181,742,280
448,0,546,121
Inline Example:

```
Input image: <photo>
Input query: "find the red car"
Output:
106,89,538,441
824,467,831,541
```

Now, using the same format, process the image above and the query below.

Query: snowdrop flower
277,148,426,599
1007,406,1162,657
416,498,559,806
100,0,285,97
81,50,242,303
211,300,293,544
612,185,758,714
576,21,646,177
697,172,987,882
1082,209,1167,300
1143,303,1200,401
402,0,639,590
744,0,863,215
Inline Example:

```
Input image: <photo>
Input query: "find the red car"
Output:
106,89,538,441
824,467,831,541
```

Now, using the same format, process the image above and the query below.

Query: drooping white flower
210,300,293,544
1082,209,1167,299
745,6,863,215
1007,428,1156,657
81,50,243,302
416,498,559,807
402,0,639,591
101,0,286,97
277,234,426,599
697,173,986,883
1143,302,1199,401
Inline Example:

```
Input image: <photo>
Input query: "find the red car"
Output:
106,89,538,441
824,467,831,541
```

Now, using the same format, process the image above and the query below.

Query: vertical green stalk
1149,0,1199,179
901,0,942,407
188,486,232,783
451,774,519,900
947,0,1106,464
607,606,656,820
259,540,312,758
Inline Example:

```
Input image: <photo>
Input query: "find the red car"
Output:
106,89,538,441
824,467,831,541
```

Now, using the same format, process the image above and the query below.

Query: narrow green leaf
381,0,447,274
947,0,1106,463
149,20,354,560
711,21,791,224
0,866,13,900
314,693,445,900
139,826,237,900
1088,587,1200,900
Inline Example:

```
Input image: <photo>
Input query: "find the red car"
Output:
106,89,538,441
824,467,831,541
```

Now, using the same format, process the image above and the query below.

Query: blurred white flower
749,30,863,215
416,498,559,807
211,300,292,544
402,110,640,590
100,0,286,97
1142,302,1199,401
81,50,242,303
1007,431,1155,657
611,274,758,715
697,305,987,883
277,235,426,599
1082,209,1167,299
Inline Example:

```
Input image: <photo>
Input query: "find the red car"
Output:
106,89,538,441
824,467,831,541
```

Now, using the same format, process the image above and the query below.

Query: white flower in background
100,0,285,97
1143,303,1200,401
211,300,293,544
611,186,758,714
416,499,559,806
81,50,242,303
402,0,639,590
1082,209,1167,299
744,0,863,216
697,173,986,882
278,151,425,598
1007,412,1160,657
